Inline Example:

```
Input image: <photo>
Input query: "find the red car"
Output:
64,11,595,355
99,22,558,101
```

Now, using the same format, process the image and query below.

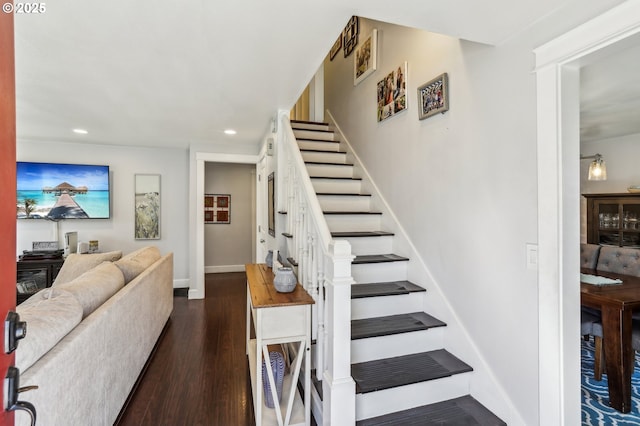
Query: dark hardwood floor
117,272,256,426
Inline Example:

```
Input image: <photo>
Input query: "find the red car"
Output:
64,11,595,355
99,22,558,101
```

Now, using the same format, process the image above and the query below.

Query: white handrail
278,113,355,424
281,116,332,248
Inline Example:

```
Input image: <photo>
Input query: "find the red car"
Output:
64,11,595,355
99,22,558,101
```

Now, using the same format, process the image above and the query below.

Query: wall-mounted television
17,161,110,220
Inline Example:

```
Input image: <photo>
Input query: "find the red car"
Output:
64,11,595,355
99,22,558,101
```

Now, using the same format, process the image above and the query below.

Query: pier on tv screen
17,161,111,220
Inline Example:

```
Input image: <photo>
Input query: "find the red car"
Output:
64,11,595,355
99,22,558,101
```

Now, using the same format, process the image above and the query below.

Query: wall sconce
581,153,607,181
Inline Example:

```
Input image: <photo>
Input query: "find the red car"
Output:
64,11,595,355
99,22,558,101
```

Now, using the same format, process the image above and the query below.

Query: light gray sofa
581,243,640,276
14,246,174,426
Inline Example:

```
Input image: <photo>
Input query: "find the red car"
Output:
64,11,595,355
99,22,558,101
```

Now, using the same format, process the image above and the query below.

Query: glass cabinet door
622,203,640,247
596,202,621,246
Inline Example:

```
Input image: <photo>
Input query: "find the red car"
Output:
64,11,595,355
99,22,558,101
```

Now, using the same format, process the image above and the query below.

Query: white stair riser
351,261,408,283
318,195,371,212
351,328,445,363
355,373,471,421
298,140,341,152
325,214,381,232
301,151,347,164
293,129,335,141
343,235,393,255
311,179,362,194
291,122,330,131
351,292,423,319
307,163,353,178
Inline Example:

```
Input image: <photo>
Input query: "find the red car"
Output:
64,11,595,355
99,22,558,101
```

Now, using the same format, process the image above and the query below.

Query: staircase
288,119,506,425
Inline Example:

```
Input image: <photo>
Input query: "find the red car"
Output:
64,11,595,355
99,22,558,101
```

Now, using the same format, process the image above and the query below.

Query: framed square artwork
204,194,231,224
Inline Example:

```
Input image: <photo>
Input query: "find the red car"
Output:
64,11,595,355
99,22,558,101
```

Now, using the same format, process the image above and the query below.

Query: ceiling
12,0,638,151
580,39,640,144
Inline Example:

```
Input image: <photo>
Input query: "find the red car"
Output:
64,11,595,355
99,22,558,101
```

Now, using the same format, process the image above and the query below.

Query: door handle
4,366,37,426
4,311,27,354
260,239,265,243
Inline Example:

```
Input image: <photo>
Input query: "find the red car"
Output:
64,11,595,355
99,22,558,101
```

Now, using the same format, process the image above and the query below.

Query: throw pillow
53,250,123,286
16,288,83,372
114,246,161,284
56,261,125,318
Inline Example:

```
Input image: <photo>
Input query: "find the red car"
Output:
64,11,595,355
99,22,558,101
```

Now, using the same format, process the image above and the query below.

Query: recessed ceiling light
73,128,88,135
224,129,237,135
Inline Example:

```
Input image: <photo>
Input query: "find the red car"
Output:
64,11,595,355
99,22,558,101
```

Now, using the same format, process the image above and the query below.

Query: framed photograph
268,173,275,236
135,174,161,240
377,62,408,122
205,194,231,224
417,73,449,120
343,16,359,58
354,29,377,86
330,35,342,61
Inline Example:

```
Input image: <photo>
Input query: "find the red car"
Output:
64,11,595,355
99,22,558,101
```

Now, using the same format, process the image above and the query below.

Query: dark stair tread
356,395,506,426
300,148,346,154
351,350,473,394
291,119,329,125
353,254,409,264
282,232,293,238
305,161,354,167
333,231,393,237
287,257,298,267
296,138,340,144
310,176,363,181
318,193,372,197
324,211,382,215
292,128,333,134
352,312,446,340
351,281,425,299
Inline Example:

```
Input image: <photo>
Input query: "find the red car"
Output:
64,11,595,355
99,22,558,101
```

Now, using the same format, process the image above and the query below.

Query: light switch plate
526,243,538,270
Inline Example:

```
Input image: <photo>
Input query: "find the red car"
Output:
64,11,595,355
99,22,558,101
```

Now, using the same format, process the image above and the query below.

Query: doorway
535,3,640,424
190,152,260,300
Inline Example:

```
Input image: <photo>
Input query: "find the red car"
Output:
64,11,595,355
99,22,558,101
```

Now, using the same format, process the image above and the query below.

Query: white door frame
189,151,260,299
535,2,640,424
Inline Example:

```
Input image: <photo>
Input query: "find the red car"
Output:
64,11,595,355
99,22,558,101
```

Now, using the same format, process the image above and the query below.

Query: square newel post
322,240,355,425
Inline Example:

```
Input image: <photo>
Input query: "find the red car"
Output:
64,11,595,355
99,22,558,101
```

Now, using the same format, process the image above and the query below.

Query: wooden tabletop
245,263,315,309
581,268,640,310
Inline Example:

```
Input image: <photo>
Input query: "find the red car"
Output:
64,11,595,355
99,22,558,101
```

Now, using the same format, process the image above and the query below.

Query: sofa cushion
596,246,640,277
16,288,83,372
53,250,123,286
114,246,161,284
56,262,125,318
580,243,602,270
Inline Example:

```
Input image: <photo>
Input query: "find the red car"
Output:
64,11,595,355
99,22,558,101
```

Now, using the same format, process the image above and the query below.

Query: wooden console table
245,263,314,426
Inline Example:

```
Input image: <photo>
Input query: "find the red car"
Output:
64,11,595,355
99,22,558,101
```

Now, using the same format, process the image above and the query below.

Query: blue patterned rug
582,339,640,425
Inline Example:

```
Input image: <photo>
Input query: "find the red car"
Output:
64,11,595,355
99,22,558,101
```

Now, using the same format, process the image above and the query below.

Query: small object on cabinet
273,267,297,293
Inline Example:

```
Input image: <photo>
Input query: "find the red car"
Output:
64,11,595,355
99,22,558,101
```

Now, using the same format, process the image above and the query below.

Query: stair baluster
279,113,356,424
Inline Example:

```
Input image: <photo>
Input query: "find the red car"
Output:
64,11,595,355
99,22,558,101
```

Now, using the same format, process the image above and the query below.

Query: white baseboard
204,264,245,273
173,278,190,288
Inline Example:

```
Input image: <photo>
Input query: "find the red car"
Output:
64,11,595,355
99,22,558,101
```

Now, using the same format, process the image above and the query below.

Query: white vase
273,267,297,293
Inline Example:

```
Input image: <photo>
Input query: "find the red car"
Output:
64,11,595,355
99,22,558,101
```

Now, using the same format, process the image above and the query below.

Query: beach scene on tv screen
17,162,110,219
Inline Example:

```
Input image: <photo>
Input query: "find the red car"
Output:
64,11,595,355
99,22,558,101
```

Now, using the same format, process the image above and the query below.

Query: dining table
580,267,640,413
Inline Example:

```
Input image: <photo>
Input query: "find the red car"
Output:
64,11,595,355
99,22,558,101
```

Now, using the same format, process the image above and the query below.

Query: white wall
325,19,540,424
580,132,640,242
581,132,640,193
17,140,190,284
204,162,254,271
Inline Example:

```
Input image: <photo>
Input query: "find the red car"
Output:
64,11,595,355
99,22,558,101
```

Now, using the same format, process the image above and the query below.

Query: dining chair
581,243,602,270
591,319,640,381
581,244,603,339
